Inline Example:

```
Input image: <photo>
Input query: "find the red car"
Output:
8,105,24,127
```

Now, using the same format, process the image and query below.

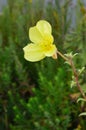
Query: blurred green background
0,0,86,129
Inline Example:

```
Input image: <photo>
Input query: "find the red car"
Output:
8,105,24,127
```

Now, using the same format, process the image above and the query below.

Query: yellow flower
23,20,57,62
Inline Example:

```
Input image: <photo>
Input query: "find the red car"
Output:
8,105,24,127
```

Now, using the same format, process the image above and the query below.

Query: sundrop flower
23,20,57,62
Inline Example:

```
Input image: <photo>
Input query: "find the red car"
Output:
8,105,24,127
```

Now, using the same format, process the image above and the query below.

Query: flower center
40,34,54,52
43,43,52,51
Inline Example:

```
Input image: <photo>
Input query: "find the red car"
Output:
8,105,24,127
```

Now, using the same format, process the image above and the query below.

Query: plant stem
70,59,86,99
57,50,68,61
57,50,86,99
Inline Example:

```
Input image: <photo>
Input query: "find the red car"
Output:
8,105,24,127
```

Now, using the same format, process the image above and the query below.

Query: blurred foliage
0,0,86,129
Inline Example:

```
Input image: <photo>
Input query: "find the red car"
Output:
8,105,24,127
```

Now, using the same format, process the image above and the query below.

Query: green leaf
77,98,86,103
79,112,86,116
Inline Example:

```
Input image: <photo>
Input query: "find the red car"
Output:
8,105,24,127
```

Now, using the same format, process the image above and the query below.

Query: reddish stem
57,50,86,99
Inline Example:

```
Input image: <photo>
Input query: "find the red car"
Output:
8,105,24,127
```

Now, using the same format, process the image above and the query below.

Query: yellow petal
23,43,45,62
44,44,57,57
36,20,52,35
29,26,43,44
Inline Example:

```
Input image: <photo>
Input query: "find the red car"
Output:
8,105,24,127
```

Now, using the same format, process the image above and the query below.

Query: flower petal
44,44,57,57
29,26,43,44
23,43,45,62
36,20,52,35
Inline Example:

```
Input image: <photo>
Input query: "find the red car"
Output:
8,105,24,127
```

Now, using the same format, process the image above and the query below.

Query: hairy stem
57,50,86,99
57,50,68,61
70,59,86,99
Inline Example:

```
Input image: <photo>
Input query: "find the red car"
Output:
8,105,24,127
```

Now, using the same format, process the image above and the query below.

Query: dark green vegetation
0,0,86,129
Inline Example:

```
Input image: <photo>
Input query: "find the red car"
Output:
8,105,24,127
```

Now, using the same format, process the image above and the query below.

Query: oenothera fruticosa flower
23,20,57,62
